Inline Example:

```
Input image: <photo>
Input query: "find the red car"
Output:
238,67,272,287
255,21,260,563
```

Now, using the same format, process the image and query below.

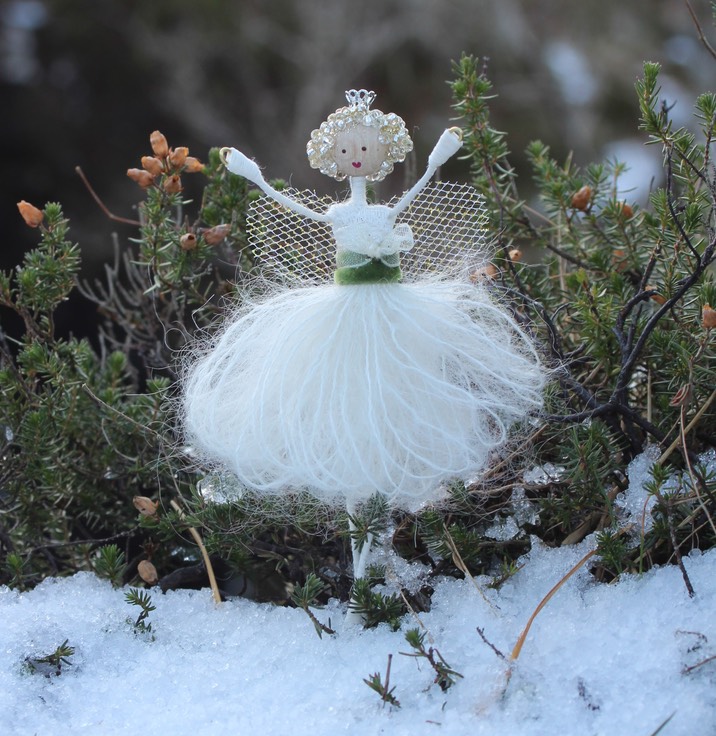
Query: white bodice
327,200,413,258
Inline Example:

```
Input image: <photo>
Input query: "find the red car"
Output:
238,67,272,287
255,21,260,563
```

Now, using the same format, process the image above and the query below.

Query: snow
2,543,715,735
3,451,716,736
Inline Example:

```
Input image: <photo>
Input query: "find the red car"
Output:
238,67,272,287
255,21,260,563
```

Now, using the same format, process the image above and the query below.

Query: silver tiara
345,89,376,110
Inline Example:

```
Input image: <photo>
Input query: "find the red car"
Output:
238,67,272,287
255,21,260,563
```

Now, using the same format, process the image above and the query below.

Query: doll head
307,89,413,182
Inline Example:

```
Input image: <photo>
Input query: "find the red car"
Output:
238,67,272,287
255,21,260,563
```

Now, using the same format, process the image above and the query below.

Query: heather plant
1,46,714,628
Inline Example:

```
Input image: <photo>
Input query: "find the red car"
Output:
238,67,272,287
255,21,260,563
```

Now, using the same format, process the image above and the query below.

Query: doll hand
220,147,263,183
427,127,463,168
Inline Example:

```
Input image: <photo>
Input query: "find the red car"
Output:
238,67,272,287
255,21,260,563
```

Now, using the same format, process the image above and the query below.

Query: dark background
1,0,712,337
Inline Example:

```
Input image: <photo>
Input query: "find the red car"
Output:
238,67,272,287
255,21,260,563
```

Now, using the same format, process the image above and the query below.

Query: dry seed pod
17,200,43,227
169,147,189,168
646,287,666,305
127,168,155,188
141,156,164,176
150,130,169,158
203,224,231,245
508,248,522,262
133,495,159,517
163,174,182,194
617,201,633,219
184,156,204,173
702,304,716,329
571,185,591,211
137,560,159,586
180,232,198,251
470,263,498,282
611,249,628,273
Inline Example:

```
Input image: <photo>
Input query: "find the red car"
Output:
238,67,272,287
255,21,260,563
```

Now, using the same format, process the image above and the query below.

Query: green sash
334,249,402,285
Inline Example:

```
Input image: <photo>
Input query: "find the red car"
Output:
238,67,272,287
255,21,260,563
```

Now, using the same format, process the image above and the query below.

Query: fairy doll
182,91,545,575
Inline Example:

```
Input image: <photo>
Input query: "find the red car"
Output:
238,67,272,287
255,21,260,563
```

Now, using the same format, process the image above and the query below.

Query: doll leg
345,499,375,625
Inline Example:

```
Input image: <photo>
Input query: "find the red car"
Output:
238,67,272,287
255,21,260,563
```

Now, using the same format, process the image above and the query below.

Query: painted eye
341,149,347,154
361,146,367,151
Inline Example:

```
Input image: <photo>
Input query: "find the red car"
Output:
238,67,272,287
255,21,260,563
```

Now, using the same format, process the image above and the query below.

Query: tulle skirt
181,280,544,509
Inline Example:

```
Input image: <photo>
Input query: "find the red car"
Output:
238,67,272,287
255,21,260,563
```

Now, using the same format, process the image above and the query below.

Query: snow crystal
616,444,661,532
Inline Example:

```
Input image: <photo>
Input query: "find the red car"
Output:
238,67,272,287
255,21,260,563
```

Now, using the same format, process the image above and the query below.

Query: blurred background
1,0,713,335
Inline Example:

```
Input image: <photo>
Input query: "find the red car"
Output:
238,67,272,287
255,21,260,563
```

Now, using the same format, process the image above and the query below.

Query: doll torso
327,200,413,284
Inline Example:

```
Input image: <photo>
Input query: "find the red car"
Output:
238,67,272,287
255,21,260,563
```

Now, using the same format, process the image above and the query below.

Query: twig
653,489,696,598
300,604,336,638
683,652,716,675
399,589,432,642
510,546,597,661
75,166,142,226
169,499,222,604
658,389,716,465
442,523,498,612
476,626,506,660
684,0,716,61
678,404,716,538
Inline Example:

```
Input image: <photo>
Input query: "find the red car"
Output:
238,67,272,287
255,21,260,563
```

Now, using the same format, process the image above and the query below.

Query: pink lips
352,162,362,168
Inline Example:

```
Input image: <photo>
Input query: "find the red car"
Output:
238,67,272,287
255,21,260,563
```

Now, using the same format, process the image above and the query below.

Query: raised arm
220,147,330,223
391,128,463,217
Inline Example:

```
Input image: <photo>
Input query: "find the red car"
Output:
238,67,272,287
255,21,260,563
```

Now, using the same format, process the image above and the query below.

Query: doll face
334,125,389,178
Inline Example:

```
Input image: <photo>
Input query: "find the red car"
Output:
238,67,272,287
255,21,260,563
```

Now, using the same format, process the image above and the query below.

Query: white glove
220,147,263,183
427,128,463,169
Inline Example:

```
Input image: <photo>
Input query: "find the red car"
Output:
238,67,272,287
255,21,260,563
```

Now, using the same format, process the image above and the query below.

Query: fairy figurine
182,90,545,524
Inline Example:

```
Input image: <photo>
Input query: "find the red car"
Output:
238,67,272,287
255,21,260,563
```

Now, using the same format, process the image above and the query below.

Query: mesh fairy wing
246,182,488,284
246,189,335,284
393,182,490,279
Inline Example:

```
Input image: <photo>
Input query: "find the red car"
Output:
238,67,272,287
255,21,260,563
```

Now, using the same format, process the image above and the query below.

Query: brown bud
17,200,44,227
508,248,522,262
669,383,692,408
180,232,198,251
571,185,591,211
470,263,498,282
141,156,164,176
169,147,189,168
137,560,159,586
645,286,666,305
702,304,716,329
183,156,204,173
617,201,633,219
127,168,155,188
611,249,627,273
150,130,169,158
133,495,159,517
203,224,231,245
163,174,182,194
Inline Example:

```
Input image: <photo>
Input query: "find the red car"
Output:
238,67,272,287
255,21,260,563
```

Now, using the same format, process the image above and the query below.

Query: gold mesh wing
247,189,335,284
394,182,490,279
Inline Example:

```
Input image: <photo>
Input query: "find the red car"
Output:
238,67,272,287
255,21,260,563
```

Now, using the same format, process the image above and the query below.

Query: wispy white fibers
182,277,545,510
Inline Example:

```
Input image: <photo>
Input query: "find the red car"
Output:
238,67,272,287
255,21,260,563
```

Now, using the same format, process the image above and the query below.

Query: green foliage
24,639,75,678
291,573,335,638
347,494,389,553
4,552,25,590
402,628,463,692
363,655,400,708
596,529,630,578
446,54,716,571
93,544,127,588
0,139,254,589
350,578,404,630
125,588,156,635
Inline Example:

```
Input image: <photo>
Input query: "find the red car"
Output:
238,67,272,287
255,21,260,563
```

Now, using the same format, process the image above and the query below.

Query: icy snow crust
2,542,716,736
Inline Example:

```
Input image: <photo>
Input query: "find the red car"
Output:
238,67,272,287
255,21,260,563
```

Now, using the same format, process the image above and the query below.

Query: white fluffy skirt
182,280,545,509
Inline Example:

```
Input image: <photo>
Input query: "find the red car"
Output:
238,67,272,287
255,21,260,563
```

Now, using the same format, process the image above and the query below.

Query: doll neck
348,176,368,205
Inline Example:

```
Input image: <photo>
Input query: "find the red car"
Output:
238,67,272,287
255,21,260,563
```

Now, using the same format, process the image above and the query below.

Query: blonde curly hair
306,97,413,182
